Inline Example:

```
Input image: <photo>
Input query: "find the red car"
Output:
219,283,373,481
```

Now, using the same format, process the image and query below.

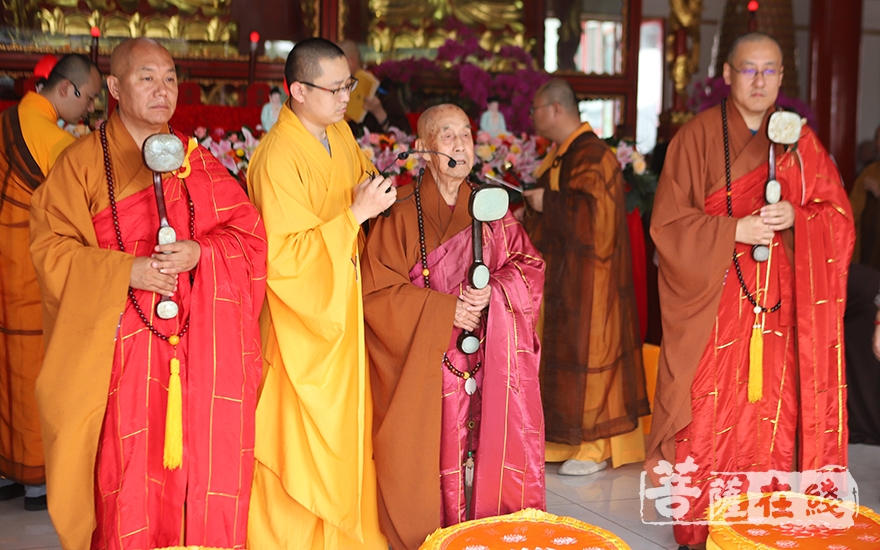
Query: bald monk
648,33,853,548
522,79,650,477
29,38,267,549
361,104,546,550
0,53,101,512
246,38,394,550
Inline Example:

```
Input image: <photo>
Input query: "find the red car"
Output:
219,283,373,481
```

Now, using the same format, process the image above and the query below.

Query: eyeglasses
300,78,359,97
529,103,552,116
57,75,81,98
731,66,780,80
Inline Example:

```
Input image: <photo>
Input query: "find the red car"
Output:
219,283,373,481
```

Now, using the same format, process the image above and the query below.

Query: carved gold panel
35,6,236,42
368,0,526,55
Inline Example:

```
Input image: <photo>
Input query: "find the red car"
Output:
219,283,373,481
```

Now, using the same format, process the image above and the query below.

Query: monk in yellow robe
0,53,101,511
246,38,395,550
523,79,650,476
30,39,267,549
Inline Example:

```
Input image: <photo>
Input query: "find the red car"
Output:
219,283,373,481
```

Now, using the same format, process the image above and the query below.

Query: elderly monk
361,104,546,550
522,79,650,477
246,38,394,550
29,38,267,550
0,53,101,512
647,33,854,548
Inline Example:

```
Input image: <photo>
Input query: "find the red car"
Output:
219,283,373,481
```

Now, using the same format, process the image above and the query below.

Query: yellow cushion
708,491,880,549
419,508,630,549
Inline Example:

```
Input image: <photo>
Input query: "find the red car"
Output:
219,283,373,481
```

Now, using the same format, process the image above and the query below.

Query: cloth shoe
0,482,25,500
557,459,608,476
24,494,48,511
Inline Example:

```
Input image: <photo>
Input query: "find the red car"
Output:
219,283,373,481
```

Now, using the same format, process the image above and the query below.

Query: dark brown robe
523,128,650,445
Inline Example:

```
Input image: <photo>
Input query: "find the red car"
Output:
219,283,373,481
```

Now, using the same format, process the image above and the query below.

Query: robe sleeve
28,145,139,550
361,207,458,421
250,151,362,354
647,118,740,469
29,150,133,346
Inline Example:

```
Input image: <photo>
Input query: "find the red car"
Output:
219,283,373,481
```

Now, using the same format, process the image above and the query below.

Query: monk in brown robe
362,104,546,550
522,79,650,477
0,53,101,511
29,38,267,549
647,33,853,547
849,124,880,268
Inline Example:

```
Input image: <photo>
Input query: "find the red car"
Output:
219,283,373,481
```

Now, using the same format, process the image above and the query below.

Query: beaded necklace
100,121,195,341
721,98,781,315
100,120,195,468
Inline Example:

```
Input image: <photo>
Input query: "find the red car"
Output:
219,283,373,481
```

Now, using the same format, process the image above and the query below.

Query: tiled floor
2,443,878,550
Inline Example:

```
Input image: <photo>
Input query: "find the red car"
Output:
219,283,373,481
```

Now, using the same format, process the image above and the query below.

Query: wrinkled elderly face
420,106,474,180
723,38,783,123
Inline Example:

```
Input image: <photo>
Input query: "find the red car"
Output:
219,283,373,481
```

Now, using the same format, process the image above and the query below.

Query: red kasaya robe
29,114,267,550
649,103,854,546
362,175,546,550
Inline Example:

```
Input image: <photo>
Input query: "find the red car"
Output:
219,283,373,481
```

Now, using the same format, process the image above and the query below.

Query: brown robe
523,129,649,445
361,173,465,550
647,103,815,467
849,160,880,268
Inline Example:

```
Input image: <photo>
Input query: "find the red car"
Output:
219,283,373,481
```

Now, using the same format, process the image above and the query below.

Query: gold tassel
748,321,763,403
163,357,183,469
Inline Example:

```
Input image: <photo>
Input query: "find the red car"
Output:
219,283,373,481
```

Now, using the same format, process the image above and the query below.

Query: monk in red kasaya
647,33,854,548
29,38,267,550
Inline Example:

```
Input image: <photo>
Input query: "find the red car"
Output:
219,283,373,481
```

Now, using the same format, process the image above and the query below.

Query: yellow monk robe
527,122,649,469
0,92,75,485
246,105,387,550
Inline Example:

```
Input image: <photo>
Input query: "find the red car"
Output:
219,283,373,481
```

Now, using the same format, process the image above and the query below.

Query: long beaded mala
414,176,480,516
722,98,778,403
722,98,781,315
100,120,195,466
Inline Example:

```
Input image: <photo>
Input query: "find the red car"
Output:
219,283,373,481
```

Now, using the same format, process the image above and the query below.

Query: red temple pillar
810,0,862,189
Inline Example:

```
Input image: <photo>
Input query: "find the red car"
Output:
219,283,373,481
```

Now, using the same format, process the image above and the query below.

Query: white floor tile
0,443,877,550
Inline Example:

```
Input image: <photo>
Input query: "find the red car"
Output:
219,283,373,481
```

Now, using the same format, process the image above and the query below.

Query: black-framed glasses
300,77,358,97
731,66,780,80
57,74,81,98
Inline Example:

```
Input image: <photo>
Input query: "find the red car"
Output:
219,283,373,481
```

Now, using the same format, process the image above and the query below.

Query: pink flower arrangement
356,127,422,187
604,138,658,214
373,20,549,135
472,130,547,188
196,126,260,182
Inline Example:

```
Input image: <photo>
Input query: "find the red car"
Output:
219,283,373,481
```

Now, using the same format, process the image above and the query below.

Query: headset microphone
376,150,460,217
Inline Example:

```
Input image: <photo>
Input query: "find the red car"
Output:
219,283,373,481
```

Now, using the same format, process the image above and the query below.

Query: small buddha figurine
479,96,507,137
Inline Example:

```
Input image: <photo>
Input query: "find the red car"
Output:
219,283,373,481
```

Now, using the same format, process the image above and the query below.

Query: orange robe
29,114,267,550
0,92,75,485
648,102,854,546
523,123,650,467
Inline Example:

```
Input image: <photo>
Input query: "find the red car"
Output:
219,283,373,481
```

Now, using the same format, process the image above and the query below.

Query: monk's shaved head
285,38,346,87
110,38,168,79
418,104,469,145
727,32,782,65
43,54,99,92
534,79,579,117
